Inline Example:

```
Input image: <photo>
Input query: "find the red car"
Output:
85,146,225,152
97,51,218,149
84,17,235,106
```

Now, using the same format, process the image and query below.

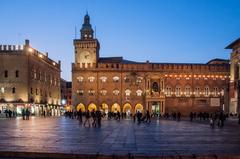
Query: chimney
25,39,30,46
46,52,48,57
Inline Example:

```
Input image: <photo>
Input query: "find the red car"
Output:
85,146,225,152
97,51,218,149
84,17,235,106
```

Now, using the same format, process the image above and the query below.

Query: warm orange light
28,48,33,52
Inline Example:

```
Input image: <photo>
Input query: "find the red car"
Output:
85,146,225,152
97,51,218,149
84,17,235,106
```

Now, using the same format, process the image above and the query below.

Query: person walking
96,110,102,128
26,108,30,120
146,110,151,124
84,110,91,127
78,109,83,124
22,108,26,120
91,110,97,127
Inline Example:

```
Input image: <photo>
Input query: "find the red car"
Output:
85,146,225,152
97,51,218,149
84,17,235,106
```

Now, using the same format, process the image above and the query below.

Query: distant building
72,14,239,115
61,79,72,110
0,40,61,116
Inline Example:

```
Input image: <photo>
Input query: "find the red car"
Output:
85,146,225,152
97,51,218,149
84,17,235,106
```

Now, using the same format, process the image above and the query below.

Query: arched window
113,76,120,82
77,76,84,82
185,85,191,97
125,89,131,96
100,76,107,82
195,87,200,97
136,89,142,96
88,76,95,82
100,89,107,96
113,89,120,96
204,86,210,96
175,86,181,97
88,89,95,96
152,82,159,92
165,86,172,96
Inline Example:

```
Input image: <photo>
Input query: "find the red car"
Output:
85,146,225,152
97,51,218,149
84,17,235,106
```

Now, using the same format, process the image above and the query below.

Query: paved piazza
0,116,240,158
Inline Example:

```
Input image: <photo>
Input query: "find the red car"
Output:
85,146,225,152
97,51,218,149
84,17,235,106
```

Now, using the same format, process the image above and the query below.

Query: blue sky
1,0,240,81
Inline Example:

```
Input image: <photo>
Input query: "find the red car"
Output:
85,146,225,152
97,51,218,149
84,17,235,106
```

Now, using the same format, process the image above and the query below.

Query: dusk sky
1,0,240,81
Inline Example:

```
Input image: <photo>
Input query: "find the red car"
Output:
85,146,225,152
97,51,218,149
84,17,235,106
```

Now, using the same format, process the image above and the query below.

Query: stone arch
111,103,121,113
135,103,143,113
101,103,109,113
123,103,132,113
76,103,85,112
88,103,97,111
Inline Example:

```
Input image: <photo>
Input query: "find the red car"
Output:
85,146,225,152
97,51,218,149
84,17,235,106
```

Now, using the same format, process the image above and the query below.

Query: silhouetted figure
96,110,102,128
133,114,136,123
78,109,83,124
146,110,151,123
117,111,121,121
84,110,91,127
43,110,46,117
137,111,142,124
91,110,96,127
177,112,181,121
26,108,30,120
22,109,26,120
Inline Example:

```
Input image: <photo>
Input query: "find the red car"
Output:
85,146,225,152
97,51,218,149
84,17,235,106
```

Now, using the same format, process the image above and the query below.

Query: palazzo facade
0,40,61,116
72,14,239,116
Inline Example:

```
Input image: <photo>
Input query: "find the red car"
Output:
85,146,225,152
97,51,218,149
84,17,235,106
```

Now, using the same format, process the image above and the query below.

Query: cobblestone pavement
0,116,239,157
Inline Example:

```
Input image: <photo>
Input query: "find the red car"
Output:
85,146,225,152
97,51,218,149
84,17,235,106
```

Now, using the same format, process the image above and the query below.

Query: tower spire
80,12,94,40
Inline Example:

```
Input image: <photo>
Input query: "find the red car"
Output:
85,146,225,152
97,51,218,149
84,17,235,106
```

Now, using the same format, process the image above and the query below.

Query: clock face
82,51,90,59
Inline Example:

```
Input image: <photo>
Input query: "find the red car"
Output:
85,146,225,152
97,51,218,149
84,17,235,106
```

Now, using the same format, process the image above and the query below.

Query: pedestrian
117,111,121,121
84,110,91,127
133,113,136,123
177,112,181,121
43,110,46,118
210,116,214,129
96,110,102,128
137,111,142,124
78,109,83,124
146,110,151,123
26,108,30,120
91,110,97,127
22,108,25,120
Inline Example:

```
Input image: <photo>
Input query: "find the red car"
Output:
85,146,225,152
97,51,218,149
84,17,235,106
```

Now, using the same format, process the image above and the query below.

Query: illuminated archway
76,103,85,112
88,103,97,111
101,103,108,113
135,103,143,113
111,103,121,113
123,103,132,113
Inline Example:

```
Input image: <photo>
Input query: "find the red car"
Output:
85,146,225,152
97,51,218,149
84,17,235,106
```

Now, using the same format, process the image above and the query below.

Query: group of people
3,109,17,118
21,108,31,120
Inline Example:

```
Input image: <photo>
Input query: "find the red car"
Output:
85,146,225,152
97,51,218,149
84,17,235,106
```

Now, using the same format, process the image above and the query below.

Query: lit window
88,76,95,82
113,89,120,96
185,85,191,97
88,89,95,96
100,89,107,96
136,76,143,83
195,87,200,97
165,86,171,96
124,76,130,83
1,87,4,93
204,86,210,96
100,76,107,82
175,86,181,97
136,89,142,96
113,76,120,82
77,90,84,96
77,76,84,82
125,89,131,96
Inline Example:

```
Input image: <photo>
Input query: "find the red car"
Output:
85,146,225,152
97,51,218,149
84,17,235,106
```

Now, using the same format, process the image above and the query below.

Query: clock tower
74,13,100,68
